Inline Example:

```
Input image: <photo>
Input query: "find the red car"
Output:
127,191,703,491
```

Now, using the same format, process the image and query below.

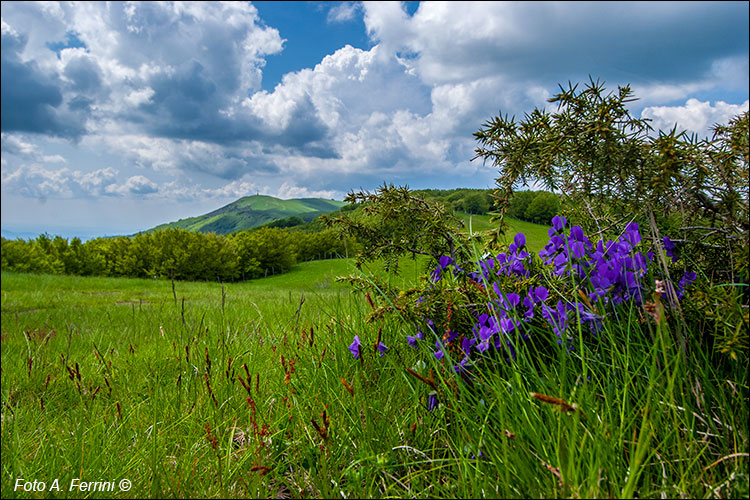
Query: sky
1,1,748,240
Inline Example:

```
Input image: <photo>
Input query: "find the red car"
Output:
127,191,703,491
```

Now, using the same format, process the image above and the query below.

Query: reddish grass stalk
530,392,577,413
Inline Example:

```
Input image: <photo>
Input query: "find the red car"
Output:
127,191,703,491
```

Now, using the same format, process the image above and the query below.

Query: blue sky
1,1,748,239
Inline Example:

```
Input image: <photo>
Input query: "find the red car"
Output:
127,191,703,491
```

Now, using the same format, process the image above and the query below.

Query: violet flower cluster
348,216,697,410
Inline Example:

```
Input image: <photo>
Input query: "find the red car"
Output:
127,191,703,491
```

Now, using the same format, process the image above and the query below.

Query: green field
2,246,748,498
458,214,550,253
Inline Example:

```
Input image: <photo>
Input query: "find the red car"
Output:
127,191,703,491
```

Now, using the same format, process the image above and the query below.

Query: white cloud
123,87,155,107
641,99,749,138
328,2,361,24
1,133,39,156
1,164,119,198
105,175,159,196
275,181,340,200
1,0,748,222
1,1,285,141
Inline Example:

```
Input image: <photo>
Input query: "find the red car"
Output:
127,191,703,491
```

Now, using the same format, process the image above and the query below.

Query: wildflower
663,236,677,261
542,300,569,340
430,255,454,282
461,336,475,355
550,215,568,235
511,232,526,251
622,222,641,247
427,392,438,411
676,271,697,299
407,327,425,348
533,286,549,302
376,341,388,357
500,316,519,334
348,335,361,359
453,355,472,374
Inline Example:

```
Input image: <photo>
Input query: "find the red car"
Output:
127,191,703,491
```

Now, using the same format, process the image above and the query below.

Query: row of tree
1,227,355,282
506,190,561,225
411,187,561,220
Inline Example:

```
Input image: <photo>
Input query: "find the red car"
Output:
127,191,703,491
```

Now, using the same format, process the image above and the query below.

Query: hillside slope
148,195,346,235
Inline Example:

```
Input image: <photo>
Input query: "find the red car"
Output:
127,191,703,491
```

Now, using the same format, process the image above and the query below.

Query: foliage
473,77,749,280
323,184,471,275
1,226,353,282
507,190,560,224
350,216,704,366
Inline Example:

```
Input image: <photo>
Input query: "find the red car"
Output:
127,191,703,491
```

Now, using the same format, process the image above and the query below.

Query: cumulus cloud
1,133,41,157
276,181,340,200
145,177,265,203
1,164,119,198
1,19,87,138
363,1,749,87
1,1,285,146
107,175,159,196
91,133,278,180
1,0,748,219
641,99,749,138
1,132,69,167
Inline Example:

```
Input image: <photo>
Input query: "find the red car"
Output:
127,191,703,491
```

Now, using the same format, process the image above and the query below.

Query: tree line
1,227,355,282
1,189,559,282
412,187,560,221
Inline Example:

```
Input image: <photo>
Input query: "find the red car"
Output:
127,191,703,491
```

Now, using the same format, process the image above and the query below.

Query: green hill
148,195,346,235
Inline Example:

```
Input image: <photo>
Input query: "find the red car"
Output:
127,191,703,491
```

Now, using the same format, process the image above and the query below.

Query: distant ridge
147,195,346,235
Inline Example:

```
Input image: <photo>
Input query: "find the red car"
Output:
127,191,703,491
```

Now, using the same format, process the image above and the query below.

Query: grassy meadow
2,219,748,498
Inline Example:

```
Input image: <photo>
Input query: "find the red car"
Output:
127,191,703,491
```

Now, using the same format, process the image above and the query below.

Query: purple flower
550,215,568,235
621,222,641,247
431,255,454,282
663,236,677,262
461,336,475,355
430,267,442,282
509,233,526,253
523,296,535,319
444,329,459,344
542,300,569,339
679,271,697,288
376,341,388,357
676,271,698,298
453,356,472,374
427,392,438,411
348,335,361,359
569,225,585,242
476,339,491,353
533,286,549,302
569,240,587,259
407,329,424,348
500,316,519,334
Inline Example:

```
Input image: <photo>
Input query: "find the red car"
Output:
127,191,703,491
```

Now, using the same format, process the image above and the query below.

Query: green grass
458,214,550,254
2,258,748,498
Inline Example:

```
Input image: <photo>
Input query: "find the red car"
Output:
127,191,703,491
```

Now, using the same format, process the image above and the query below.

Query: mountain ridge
147,195,346,235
